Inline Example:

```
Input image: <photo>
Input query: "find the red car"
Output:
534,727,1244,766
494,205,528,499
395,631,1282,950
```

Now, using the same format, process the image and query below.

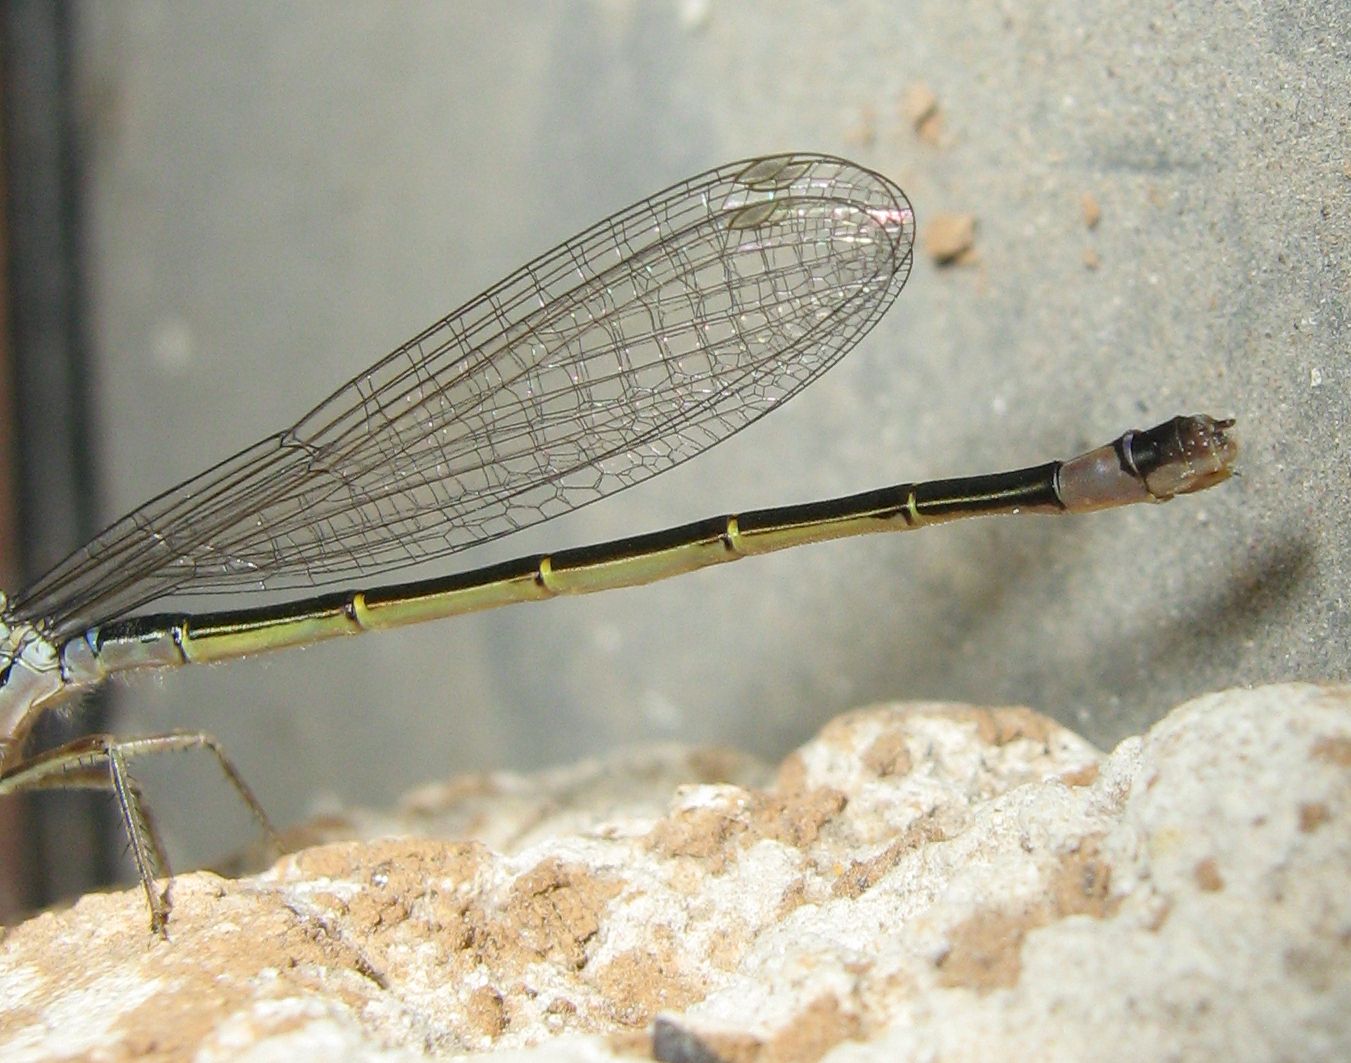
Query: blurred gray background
7,0,1347,887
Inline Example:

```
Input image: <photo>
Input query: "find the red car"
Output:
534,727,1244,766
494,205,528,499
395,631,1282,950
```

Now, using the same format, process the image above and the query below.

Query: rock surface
1,683,1347,1061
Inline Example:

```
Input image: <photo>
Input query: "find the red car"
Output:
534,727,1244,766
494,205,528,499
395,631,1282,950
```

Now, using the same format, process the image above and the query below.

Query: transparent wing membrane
15,154,914,636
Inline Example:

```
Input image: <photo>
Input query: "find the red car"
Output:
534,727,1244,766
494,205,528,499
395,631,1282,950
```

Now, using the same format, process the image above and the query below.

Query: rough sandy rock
1,683,1347,1061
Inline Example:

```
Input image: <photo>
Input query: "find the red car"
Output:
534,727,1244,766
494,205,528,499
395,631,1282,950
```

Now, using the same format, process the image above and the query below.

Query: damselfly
0,154,1236,931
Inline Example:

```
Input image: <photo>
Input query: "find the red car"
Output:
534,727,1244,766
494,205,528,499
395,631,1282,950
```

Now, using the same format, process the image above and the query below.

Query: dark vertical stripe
0,0,112,914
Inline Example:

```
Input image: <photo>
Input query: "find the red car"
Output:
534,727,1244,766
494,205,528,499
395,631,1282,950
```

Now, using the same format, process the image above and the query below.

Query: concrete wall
68,1,1347,865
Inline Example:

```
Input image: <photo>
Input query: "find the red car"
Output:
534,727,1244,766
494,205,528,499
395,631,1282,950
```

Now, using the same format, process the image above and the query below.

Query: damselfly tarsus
0,154,1236,931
